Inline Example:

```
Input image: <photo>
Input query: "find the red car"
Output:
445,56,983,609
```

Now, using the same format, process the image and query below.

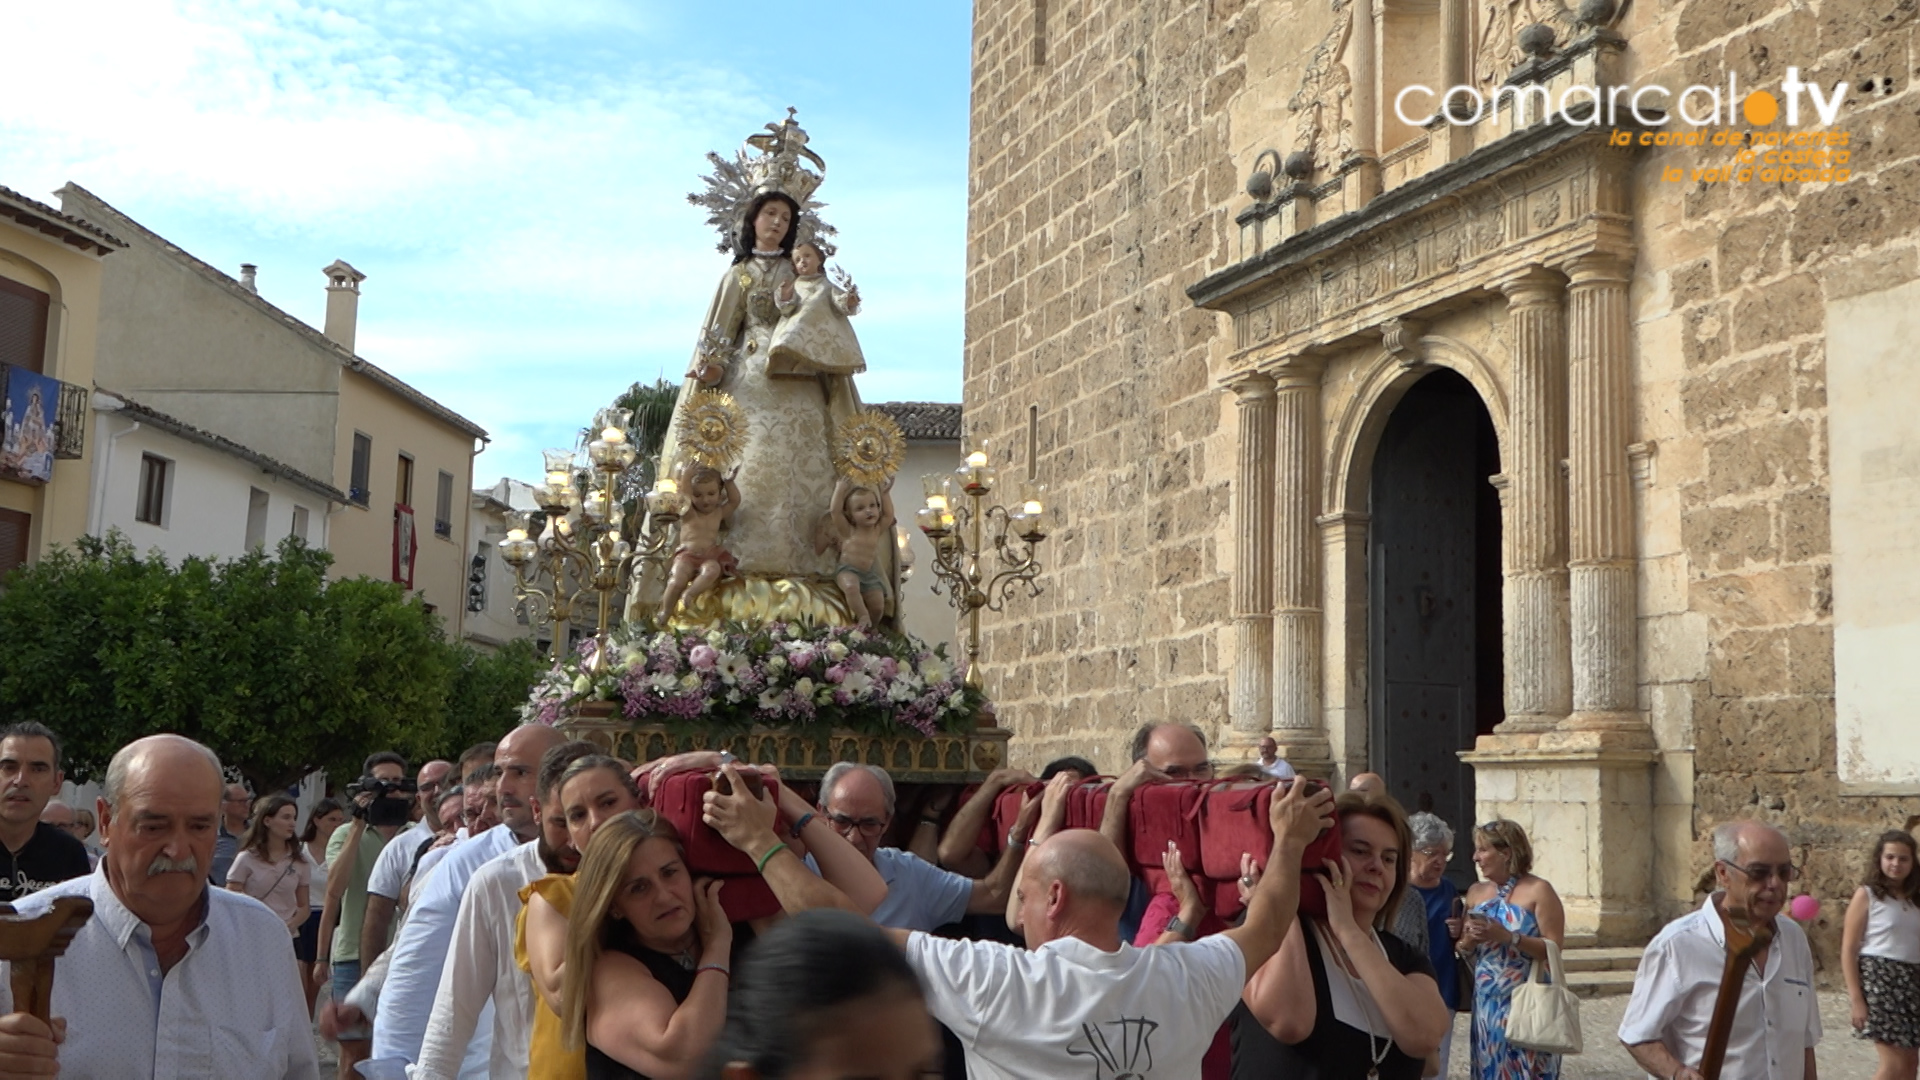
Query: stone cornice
1189,120,1643,370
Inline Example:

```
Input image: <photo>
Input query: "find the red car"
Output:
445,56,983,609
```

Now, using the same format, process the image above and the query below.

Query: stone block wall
965,0,1249,770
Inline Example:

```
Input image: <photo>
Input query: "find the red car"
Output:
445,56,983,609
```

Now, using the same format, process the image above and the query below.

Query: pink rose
689,644,718,671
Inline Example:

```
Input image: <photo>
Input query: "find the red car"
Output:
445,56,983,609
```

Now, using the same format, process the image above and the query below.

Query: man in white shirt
0,734,320,1079
357,757,450,969
1256,736,1296,781
369,723,564,1075
889,773,1335,1080
1619,820,1821,1080
411,739,593,1080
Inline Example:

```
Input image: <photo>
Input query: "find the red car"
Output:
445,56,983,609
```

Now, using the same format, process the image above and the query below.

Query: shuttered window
0,509,29,579
0,277,50,375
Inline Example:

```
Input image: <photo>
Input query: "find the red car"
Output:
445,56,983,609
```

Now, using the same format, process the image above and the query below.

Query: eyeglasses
1720,859,1801,884
1162,762,1215,781
826,812,889,837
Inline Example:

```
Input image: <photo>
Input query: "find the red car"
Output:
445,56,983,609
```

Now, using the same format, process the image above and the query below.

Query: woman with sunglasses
1844,829,1920,1080
1460,819,1566,1080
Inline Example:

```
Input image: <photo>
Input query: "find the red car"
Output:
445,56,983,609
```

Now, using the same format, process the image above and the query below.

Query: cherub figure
658,465,741,623
816,475,894,627
768,241,866,377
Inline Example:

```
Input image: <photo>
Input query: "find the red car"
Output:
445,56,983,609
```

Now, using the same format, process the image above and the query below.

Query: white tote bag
1505,939,1583,1055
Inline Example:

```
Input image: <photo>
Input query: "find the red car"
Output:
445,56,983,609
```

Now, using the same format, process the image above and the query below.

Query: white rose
826,642,850,661
766,655,787,673
946,690,966,710
794,677,815,698
681,673,702,690
571,675,591,694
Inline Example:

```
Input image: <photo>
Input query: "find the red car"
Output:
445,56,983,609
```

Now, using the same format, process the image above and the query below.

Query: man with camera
316,751,414,1080
358,758,451,972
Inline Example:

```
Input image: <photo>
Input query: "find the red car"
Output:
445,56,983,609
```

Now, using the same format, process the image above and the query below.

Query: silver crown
688,108,836,254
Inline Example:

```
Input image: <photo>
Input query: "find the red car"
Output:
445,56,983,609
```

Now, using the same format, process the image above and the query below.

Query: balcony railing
0,363,86,485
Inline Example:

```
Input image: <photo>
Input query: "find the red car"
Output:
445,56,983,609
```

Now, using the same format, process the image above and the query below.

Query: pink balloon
1790,894,1821,922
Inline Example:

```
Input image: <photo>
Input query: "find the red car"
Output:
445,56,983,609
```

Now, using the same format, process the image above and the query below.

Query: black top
586,921,757,1080
0,823,91,903
1231,918,1437,1080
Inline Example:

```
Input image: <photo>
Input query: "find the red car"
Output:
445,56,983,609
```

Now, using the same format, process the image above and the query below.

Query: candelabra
916,443,1053,689
498,408,686,674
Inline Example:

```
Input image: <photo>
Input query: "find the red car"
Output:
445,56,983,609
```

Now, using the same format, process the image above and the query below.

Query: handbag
1505,938,1583,1055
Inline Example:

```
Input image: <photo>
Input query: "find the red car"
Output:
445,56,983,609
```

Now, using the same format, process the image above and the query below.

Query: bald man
0,735,320,1078
1349,771,1386,795
371,722,566,1077
888,773,1336,1079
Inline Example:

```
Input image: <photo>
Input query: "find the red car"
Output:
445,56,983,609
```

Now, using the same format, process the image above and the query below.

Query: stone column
1273,358,1325,736
1230,373,1278,736
1343,0,1383,203
1564,252,1639,728
1440,0,1468,93
1496,269,1573,732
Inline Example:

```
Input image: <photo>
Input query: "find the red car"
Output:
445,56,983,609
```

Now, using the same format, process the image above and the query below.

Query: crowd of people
0,716,1907,1079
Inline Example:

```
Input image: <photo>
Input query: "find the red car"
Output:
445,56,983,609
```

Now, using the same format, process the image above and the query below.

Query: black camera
347,775,417,825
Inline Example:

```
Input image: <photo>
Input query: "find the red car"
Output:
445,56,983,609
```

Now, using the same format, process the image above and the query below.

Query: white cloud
3,0,966,484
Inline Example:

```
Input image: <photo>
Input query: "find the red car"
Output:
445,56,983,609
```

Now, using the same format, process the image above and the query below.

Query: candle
966,450,988,469
1023,499,1044,516
657,478,679,496
602,427,626,445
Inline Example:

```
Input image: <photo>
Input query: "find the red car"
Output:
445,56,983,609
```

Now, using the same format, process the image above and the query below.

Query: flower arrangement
521,620,986,738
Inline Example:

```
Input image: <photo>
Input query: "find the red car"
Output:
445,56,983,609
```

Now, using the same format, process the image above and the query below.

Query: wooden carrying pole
0,897,93,1022
1699,895,1774,1080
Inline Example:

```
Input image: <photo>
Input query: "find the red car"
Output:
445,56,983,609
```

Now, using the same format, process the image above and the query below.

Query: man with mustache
0,733,320,1077
412,739,595,1080
371,722,566,1076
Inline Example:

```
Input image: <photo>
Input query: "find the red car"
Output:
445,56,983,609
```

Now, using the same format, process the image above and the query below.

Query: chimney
239,264,258,293
322,259,367,353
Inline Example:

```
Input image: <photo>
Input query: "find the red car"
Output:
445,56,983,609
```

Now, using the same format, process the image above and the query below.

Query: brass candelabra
498,408,686,673
916,444,1052,689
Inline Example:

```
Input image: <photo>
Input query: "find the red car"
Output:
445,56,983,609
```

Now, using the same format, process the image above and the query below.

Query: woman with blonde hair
558,763,879,1080
1235,791,1451,1079
1844,829,1920,1080
1460,818,1566,1080
225,794,312,941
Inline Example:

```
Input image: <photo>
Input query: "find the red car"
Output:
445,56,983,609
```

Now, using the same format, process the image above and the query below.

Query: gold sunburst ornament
677,388,750,469
832,410,906,489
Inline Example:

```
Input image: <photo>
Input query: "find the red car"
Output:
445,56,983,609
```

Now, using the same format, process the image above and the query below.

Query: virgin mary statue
634,112,899,628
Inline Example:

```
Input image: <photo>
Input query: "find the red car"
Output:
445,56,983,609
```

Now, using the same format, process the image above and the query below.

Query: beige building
0,185,121,575
872,402,964,652
964,0,1909,947
59,185,488,631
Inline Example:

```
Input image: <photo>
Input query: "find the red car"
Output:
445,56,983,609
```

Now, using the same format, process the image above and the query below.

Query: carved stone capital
1228,371,1278,403
1563,250,1633,287
1267,351,1328,390
1496,266,1567,310
1379,317,1426,367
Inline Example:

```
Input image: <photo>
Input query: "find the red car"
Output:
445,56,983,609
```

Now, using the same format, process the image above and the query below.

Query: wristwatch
1165,915,1196,940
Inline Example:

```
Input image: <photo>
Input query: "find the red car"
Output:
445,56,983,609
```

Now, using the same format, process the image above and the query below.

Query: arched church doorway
1367,369,1502,878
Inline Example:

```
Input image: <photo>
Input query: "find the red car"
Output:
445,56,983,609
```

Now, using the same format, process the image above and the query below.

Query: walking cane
0,897,93,1022
1698,894,1773,1080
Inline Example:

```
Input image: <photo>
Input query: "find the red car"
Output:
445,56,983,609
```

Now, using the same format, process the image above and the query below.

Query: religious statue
817,476,896,627
657,464,741,623
634,110,902,629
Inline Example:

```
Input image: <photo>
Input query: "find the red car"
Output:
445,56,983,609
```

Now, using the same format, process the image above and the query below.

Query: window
0,277,51,375
349,432,372,507
245,487,270,551
435,470,454,539
136,454,170,526
291,505,310,541
396,453,414,509
0,509,29,578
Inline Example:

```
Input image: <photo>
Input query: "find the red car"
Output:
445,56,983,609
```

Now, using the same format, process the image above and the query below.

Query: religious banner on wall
393,504,418,589
0,366,59,485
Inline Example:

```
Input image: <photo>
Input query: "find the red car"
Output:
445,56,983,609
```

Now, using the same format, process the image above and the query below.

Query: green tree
440,638,547,758
0,535,460,793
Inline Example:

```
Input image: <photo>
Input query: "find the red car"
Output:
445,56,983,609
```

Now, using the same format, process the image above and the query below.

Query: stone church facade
963,0,1920,944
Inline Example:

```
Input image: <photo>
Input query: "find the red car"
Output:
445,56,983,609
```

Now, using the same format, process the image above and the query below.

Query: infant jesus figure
816,476,895,627
657,465,740,623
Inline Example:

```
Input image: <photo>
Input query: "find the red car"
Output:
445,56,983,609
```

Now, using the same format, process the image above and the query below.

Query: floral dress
1470,877,1561,1080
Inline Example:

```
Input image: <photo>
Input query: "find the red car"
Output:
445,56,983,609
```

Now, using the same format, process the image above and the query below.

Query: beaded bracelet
788,812,816,840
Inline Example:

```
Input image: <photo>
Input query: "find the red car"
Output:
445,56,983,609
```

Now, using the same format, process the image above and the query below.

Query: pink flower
825,663,849,684
878,657,899,679
791,648,818,671
689,644,718,671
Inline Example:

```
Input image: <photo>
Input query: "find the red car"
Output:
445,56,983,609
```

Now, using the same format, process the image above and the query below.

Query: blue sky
2,0,973,482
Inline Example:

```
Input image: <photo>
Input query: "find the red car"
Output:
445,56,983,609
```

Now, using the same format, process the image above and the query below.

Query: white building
872,403,961,653
89,391,343,561
464,476,539,651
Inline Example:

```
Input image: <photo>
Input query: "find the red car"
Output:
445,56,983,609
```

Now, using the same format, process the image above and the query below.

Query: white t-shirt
1618,895,1821,1080
367,819,434,900
906,931,1246,1080
1259,758,1297,781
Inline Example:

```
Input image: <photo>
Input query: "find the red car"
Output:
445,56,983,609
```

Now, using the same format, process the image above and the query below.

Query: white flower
718,653,748,682
920,659,951,685
624,651,644,673
681,673,702,691
816,687,835,705
888,681,917,703
758,689,785,710
848,629,867,646
706,629,726,649
571,675,591,694
841,671,874,698
726,689,744,704
649,672,680,693
766,654,787,673
794,677,816,698
946,690,966,710
825,642,850,661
